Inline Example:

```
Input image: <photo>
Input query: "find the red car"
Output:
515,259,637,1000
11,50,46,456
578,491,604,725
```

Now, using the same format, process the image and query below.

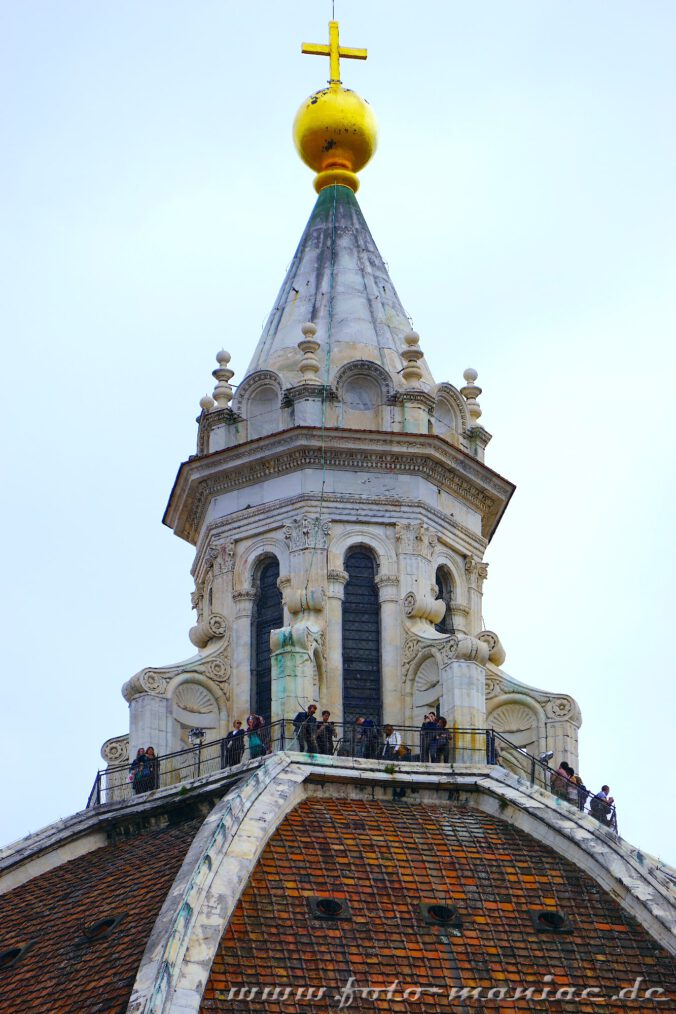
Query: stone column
440,637,489,764
326,569,348,722
375,573,402,726
269,624,319,726
464,557,488,635
232,589,257,719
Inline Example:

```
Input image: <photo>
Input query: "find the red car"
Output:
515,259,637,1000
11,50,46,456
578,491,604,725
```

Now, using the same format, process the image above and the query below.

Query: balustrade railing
86,720,617,832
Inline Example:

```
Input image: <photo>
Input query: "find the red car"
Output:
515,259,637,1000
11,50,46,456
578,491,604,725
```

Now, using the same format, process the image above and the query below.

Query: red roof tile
201,800,676,1013
0,816,202,1013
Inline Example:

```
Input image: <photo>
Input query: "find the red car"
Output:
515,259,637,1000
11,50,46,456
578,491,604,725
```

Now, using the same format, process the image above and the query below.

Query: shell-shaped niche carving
172,681,219,729
489,704,538,753
173,682,216,714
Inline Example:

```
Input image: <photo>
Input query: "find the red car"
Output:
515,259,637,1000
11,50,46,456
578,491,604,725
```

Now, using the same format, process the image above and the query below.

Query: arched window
434,566,454,635
251,558,283,722
342,549,381,726
247,385,280,440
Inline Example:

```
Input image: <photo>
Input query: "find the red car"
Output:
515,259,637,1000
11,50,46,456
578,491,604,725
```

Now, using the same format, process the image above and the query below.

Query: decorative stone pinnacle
199,393,215,412
400,331,424,386
461,367,483,423
298,322,321,385
212,349,235,409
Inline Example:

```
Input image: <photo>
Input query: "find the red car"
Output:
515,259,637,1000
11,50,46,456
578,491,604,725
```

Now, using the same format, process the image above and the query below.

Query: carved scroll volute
477,629,506,666
403,591,445,624
189,613,228,649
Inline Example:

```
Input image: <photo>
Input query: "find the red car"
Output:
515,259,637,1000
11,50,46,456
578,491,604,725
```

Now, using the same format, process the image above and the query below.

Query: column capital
375,573,400,602
233,588,257,617
327,569,348,600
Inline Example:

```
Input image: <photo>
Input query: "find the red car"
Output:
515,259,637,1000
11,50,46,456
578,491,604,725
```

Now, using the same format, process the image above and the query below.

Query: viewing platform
88,721,618,832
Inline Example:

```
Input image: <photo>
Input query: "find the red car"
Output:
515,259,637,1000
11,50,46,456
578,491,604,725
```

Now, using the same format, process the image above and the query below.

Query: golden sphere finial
295,21,377,193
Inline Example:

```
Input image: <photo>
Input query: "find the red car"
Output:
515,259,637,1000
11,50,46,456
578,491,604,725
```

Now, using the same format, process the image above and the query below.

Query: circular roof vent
529,909,571,933
420,903,462,928
81,914,125,942
307,896,351,921
0,941,35,972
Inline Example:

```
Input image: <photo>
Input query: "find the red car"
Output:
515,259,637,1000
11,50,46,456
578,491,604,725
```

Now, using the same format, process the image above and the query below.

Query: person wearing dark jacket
221,720,245,767
293,704,318,752
316,711,336,755
420,713,438,763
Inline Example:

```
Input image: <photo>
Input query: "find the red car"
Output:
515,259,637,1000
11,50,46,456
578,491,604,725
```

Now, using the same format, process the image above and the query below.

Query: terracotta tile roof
0,816,202,1013
202,800,676,1012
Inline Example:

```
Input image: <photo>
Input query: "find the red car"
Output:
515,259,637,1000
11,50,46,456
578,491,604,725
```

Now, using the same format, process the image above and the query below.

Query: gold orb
293,86,378,185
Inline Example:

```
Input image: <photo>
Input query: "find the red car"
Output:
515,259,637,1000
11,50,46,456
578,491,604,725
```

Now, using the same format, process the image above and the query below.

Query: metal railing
492,733,618,832
86,720,617,832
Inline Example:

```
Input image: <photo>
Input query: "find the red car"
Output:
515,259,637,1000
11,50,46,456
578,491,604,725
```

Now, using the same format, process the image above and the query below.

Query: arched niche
335,361,392,432
487,694,546,779
233,370,283,441
432,383,469,442
165,672,229,773
342,546,381,726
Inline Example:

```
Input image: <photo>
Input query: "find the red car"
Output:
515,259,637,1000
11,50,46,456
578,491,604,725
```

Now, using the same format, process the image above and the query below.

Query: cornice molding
164,428,514,545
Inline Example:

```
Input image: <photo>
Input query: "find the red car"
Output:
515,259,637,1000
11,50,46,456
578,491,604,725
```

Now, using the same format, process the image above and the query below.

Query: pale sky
1,1,674,863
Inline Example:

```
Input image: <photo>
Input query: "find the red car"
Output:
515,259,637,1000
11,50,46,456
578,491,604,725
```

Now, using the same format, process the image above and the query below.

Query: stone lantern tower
112,19,581,774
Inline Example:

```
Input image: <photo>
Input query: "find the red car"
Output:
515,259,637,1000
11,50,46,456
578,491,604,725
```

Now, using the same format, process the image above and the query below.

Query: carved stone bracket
101,734,129,766
403,591,445,624
485,675,502,699
122,639,231,703
284,515,331,551
189,612,228,649
544,696,576,720
477,629,506,666
395,521,438,559
485,674,581,727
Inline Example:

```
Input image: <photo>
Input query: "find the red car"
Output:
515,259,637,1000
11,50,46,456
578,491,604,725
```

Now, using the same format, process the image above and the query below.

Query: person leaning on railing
382,724,401,760
590,785,615,826
293,704,318,752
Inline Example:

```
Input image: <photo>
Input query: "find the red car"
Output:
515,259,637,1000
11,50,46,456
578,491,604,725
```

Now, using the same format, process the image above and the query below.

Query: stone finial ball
293,86,378,174
404,331,420,347
301,322,317,338
216,349,231,366
463,368,478,383
199,394,215,411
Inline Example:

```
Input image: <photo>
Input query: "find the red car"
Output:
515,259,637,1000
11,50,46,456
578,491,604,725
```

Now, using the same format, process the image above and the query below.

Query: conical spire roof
242,185,435,389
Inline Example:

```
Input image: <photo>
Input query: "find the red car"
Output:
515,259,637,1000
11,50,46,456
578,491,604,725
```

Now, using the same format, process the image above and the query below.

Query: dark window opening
251,557,283,723
434,566,454,635
342,549,381,726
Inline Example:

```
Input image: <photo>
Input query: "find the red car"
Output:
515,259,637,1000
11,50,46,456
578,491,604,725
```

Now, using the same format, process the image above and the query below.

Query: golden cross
301,21,367,86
